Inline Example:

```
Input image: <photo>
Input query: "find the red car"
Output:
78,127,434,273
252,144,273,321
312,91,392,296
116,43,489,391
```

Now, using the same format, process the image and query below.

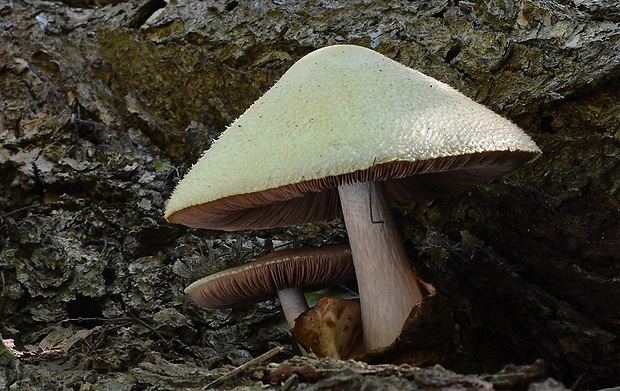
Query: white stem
338,181,424,352
277,287,310,328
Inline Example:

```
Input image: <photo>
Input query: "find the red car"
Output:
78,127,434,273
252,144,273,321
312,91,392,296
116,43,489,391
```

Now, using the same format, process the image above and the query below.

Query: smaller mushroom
184,245,355,328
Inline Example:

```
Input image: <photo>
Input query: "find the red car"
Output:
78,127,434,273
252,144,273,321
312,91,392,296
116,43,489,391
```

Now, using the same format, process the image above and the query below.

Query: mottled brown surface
1,0,618,389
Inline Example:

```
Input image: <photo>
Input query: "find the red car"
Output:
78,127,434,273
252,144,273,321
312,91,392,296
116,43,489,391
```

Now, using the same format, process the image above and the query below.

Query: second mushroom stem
277,287,310,328
338,180,424,352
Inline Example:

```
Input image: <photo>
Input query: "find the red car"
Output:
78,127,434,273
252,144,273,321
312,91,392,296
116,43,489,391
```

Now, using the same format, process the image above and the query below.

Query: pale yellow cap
165,45,540,230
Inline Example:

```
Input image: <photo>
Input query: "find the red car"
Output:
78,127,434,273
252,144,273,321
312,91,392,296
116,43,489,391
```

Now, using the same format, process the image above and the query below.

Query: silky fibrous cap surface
165,44,541,229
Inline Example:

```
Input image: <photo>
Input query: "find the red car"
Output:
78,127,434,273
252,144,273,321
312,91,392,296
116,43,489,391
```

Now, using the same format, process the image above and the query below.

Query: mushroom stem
338,180,424,352
277,287,310,328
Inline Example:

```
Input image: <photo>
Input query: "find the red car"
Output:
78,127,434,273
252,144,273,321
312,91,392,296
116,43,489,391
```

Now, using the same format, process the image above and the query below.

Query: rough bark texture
1,0,618,389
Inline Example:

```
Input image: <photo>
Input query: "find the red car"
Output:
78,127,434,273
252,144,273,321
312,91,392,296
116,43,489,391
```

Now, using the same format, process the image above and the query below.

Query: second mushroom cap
185,245,355,308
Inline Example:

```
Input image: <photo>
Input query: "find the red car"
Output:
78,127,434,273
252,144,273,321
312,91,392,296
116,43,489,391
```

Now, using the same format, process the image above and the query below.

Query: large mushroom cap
185,245,354,308
166,44,540,230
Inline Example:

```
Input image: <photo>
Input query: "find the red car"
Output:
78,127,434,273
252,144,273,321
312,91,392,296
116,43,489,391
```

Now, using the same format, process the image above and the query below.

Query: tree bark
0,0,618,389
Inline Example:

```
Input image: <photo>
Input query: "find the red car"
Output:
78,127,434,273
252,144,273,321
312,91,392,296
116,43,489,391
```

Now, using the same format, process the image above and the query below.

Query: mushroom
165,45,541,353
184,245,355,328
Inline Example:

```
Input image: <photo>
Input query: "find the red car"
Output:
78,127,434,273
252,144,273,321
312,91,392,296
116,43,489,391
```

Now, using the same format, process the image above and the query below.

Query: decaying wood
0,0,618,389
